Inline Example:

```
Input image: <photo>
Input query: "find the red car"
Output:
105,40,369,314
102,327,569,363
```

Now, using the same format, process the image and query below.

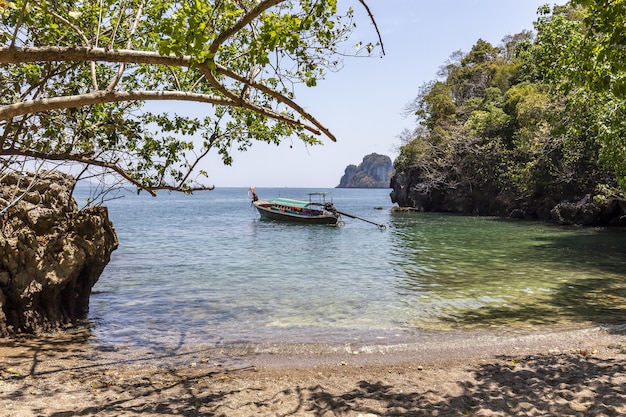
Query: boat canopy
269,197,314,209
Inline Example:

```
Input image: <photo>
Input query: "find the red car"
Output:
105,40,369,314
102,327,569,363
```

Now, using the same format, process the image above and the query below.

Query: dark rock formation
390,168,626,226
0,171,118,336
337,153,394,188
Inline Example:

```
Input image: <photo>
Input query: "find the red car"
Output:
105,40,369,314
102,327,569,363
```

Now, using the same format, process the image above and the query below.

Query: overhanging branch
0,46,191,66
0,90,234,120
1,148,215,195
0,46,326,138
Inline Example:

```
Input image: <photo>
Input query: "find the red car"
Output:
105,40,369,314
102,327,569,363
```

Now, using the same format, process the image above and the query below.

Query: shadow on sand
1,327,625,416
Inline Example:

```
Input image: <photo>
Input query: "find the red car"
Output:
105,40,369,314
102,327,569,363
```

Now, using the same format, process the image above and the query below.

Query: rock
0,171,118,336
550,195,601,226
390,166,626,226
390,206,420,213
337,153,394,188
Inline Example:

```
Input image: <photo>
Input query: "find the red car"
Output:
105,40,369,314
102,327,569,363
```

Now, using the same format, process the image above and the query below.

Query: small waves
80,187,626,351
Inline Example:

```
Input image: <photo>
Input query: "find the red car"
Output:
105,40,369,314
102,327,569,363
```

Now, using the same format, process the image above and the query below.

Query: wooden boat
250,188,340,225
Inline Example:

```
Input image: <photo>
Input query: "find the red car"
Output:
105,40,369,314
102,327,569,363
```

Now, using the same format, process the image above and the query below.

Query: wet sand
1,325,625,416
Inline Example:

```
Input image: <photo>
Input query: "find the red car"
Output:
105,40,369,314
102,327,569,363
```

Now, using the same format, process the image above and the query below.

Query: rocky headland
337,153,393,188
0,171,118,336
390,167,626,226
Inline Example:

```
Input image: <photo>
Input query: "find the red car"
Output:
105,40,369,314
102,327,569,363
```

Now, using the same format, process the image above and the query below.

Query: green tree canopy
397,15,617,211
0,0,382,196
533,1,626,188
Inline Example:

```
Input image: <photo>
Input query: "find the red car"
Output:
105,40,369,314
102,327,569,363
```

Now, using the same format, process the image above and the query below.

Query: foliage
0,0,383,196
532,1,626,188
395,2,623,207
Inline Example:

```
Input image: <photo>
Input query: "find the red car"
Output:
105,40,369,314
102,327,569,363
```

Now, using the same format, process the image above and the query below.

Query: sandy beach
1,325,625,416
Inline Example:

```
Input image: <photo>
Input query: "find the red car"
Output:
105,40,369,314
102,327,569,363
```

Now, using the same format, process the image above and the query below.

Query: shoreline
1,324,625,416
3,322,619,366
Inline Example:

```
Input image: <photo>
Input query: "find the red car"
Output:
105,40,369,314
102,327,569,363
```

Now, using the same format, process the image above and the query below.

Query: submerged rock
0,171,118,336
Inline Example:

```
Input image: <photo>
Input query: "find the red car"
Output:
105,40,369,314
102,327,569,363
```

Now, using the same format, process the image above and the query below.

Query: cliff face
390,167,626,226
337,153,394,188
0,171,118,336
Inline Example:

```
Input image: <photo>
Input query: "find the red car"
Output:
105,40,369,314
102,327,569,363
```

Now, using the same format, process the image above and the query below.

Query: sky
198,0,564,188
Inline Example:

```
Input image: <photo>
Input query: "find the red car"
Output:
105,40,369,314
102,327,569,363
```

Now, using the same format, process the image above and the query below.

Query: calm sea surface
76,187,626,351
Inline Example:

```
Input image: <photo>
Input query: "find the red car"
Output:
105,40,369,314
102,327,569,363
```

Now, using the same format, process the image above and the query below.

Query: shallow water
78,187,626,350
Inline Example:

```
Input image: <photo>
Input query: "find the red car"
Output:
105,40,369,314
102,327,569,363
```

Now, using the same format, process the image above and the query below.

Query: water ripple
79,187,626,349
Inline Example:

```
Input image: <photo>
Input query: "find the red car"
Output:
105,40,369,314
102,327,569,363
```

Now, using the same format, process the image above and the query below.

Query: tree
568,0,626,96
532,2,626,189
393,26,622,220
0,0,383,197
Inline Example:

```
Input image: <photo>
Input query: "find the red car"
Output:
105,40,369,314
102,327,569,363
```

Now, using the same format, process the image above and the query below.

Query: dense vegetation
393,2,626,221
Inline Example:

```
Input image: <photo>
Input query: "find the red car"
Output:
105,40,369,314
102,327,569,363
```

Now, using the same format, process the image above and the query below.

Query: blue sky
201,1,564,188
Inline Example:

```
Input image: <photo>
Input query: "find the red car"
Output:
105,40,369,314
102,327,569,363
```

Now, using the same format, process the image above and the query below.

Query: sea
75,186,626,354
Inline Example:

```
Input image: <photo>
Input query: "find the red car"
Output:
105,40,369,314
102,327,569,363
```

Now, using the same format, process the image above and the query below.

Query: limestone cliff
337,153,393,188
0,171,118,336
390,167,626,226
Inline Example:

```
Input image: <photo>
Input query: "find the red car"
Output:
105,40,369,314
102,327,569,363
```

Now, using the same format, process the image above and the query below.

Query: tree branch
0,46,326,137
9,0,28,49
0,46,190,66
208,0,283,56
32,0,99,90
357,0,385,55
106,1,145,92
0,90,234,120
215,63,336,141
0,148,215,196
199,64,323,137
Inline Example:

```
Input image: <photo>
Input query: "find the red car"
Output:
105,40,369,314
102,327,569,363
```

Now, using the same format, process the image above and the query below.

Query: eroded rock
0,171,118,336
390,167,626,226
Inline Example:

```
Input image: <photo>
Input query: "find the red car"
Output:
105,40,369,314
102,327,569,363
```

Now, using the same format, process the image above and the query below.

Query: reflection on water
84,187,626,349
389,212,626,329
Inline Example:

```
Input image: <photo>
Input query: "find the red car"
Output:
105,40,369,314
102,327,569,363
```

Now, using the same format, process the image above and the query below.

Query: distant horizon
74,180,393,190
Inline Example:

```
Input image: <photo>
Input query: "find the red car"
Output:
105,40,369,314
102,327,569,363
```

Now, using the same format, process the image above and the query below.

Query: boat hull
253,202,339,225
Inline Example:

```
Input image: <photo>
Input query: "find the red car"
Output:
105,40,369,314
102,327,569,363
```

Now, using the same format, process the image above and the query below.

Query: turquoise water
80,187,626,350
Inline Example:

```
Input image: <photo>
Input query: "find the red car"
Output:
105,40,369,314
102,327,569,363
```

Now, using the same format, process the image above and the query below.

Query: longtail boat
250,188,340,225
